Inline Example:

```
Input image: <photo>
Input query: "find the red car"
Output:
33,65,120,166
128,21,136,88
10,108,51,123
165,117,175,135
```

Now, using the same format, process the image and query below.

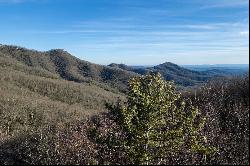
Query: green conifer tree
108,72,215,165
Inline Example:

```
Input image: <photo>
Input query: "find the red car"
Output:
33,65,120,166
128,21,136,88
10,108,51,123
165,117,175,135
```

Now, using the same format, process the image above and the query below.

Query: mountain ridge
0,44,234,88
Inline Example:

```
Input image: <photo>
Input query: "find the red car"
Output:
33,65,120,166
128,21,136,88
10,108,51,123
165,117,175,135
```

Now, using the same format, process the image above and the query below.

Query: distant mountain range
1,44,247,91
108,62,248,86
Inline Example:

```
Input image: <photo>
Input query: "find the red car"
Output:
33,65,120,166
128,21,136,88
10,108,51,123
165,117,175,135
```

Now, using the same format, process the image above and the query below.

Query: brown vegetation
0,44,248,165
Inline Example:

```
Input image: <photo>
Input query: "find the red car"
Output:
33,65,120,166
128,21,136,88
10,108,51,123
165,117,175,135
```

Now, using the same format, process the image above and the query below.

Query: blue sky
0,0,249,65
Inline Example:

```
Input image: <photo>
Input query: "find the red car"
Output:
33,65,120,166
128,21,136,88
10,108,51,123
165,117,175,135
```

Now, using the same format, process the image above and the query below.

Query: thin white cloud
185,25,218,30
75,17,248,27
30,21,248,35
29,30,114,34
240,31,249,36
200,0,249,9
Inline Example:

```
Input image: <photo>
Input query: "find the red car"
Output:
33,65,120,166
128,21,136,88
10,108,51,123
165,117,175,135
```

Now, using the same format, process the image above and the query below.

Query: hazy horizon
0,0,249,65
